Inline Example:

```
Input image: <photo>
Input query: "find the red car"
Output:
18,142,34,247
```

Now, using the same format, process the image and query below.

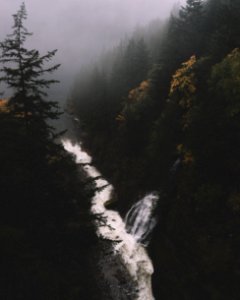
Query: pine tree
178,0,204,55
179,0,203,21
0,3,61,141
122,38,149,92
160,0,204,74
206,0,240,58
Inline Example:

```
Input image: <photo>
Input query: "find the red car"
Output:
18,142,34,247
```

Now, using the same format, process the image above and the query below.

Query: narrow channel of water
62,139,158,300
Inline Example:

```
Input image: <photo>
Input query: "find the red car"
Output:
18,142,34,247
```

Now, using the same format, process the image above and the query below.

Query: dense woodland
1,0,240,299
0,4,99,300
69,0,240,299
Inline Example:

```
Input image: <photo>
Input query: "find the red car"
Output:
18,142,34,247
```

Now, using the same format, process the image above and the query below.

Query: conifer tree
179,0,203,21
0,3,60,140
123,38,149,91
206,0,240,58
178,0,204,55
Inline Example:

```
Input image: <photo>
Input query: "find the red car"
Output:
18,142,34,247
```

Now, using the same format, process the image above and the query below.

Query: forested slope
70,0,240,299
0,4,98,299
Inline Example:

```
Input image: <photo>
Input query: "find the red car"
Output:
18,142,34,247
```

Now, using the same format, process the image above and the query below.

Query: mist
2,1,240,299
0,0,184,102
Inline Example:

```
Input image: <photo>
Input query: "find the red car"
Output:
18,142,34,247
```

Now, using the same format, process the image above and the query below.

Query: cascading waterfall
125,193,158,246
62,139,158,300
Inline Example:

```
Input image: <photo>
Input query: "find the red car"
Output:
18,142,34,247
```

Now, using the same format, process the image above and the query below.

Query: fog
0,0,185,102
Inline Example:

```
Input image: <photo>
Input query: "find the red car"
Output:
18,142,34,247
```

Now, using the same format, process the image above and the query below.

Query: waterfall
62,138,158,300
125,193,158,246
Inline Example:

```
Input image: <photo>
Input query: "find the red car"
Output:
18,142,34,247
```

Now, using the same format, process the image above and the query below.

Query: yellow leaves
116,114,125,122
139,80,150,91
0,99,32,118
0,99,9,113
227,48,240,59
188,83,197,94
128,88,138,101
183,151,194,164
177,143,194,165
116,80,150,123
179,97,193,109
170,56,198,131
170,55,197,99
128,80,150,102
176,144,184,152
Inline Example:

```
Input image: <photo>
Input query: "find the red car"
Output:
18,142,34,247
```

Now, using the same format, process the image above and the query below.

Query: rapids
62,139,158,300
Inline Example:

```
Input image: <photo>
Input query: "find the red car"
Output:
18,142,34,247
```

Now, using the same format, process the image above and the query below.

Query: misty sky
0,0,185,101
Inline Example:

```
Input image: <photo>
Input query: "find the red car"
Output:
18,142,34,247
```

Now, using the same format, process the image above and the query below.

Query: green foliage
69,0,240,298
0,3,61,141
210,48,240,117
206,0,240,58
0,4,97,299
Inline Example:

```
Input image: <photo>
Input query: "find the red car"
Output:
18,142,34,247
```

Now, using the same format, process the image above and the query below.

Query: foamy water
62,139,158,300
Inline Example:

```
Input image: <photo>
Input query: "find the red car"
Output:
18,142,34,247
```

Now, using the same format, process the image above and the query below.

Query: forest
1,0,240,299
69,0,240,299
0,3,99,300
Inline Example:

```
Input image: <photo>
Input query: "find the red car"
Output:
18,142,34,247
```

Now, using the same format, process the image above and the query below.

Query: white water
62,139,158,300
125,193,158,246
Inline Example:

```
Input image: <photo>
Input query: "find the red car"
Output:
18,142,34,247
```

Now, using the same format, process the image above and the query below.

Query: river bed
62,139,158,300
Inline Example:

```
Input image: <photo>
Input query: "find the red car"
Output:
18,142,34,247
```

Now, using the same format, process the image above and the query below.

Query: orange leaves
128,80,150,102
183,151,195,164
139,80,150,91
116,80,151,124
116,114,125,122
227,48,240,59
170,55,198,131
170,55,197,99
0,99,32,118
177,144,194,165
0,99,9,113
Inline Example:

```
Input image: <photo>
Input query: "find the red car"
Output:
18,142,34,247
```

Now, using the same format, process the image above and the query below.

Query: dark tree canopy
0,3,61,140
1,0,240,299
69,0,240,299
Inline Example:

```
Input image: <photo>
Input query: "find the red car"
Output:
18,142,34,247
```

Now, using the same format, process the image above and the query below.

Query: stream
62,139,158,300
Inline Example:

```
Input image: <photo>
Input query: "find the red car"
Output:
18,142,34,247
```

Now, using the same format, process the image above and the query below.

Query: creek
62,138,158,300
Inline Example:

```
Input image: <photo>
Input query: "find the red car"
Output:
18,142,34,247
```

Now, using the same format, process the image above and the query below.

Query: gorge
62,138,159,300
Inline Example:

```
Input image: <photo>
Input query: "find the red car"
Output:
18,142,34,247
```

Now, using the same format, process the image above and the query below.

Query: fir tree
0,3,61,141
123,38,149,92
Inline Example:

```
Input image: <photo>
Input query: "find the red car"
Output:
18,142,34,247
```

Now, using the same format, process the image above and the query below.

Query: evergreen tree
180,0,203,19
123,38,149,92
110,38,149,98
0,3,71,227
160,0,204,72
206,0,240,58
0,3,60,141
178,0,204,53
